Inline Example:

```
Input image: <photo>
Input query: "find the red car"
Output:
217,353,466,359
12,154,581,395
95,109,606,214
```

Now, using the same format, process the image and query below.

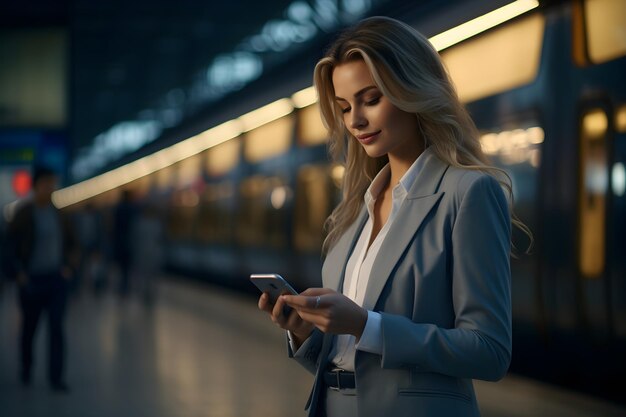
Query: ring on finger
314,296,321,309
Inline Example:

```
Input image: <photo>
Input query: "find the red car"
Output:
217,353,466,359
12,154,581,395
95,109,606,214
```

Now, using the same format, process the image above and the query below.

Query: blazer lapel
322,208,368,291
362,151,450,311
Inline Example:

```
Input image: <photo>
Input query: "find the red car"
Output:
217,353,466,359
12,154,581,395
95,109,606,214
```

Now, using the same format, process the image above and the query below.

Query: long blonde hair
314,16,532,254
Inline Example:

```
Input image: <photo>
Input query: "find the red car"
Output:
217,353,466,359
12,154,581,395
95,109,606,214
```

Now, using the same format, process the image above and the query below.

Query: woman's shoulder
440,165,506,204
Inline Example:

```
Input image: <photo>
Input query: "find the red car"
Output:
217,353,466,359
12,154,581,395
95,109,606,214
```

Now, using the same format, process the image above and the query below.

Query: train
55,0,625,405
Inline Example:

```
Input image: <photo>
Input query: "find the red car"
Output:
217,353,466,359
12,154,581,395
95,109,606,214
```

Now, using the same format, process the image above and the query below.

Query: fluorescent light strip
238,98,293,132
52,120,243,208
292,86,318,108
429,0,539,51
53,1,539,208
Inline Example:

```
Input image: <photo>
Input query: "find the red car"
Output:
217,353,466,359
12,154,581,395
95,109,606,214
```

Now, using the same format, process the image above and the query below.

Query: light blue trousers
324,388,357,417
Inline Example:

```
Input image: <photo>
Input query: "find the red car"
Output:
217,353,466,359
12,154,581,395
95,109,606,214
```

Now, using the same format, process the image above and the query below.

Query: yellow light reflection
207,138,240,176
244,116,294,162
270,186,289,209
298,103,328,146
53,120,243,208
331,165,345,188
429,0,539,51
292,86,318,108
583,110,608,139
238,98,293,132
479,126,544,166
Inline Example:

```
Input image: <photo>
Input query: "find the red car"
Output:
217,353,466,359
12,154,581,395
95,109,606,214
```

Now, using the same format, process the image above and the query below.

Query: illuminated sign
12,169,31,197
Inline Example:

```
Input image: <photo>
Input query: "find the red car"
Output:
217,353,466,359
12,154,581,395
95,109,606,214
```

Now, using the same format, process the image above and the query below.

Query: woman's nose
349,108,367,129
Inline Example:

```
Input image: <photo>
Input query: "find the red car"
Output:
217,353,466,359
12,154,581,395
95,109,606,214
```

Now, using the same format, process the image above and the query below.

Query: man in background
6,166,76,392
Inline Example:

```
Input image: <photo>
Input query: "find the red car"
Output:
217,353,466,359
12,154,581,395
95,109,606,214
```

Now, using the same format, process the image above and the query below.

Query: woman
259,16,528,417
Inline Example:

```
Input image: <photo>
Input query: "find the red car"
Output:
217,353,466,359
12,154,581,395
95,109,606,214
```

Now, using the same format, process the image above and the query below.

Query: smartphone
250,273,298,315
250,273,298,303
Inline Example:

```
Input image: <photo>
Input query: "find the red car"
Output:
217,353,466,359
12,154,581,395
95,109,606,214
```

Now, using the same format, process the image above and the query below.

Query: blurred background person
73,202,104,295
132,201,164,304
6,166,76,392
112,189,137,297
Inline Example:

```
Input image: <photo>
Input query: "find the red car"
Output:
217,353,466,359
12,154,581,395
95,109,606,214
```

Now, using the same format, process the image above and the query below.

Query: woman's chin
362,146,386,159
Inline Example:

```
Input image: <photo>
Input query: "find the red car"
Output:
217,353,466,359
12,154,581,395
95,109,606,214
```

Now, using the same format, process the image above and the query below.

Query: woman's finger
271,296,288,325
299,288,335,296
286,308,304,328
258,292,272,313
281,294,320,309
296,310,329,330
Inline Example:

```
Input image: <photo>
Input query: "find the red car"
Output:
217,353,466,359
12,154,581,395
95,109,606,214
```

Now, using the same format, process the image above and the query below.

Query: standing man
7,167,76,392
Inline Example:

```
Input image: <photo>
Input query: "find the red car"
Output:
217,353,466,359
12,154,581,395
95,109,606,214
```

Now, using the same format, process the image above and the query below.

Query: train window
579,109,609,279
616,104,626,133
441,14,544,103
480,126,544,167
298,103,328,146
166,188,200,240
196,182,236,243
155,165,175,190
176,153,202,188
294,165,337,252
237,176,289,248
584,0,626,64
206,137,240,176
129,174,151,197
244,115,294,162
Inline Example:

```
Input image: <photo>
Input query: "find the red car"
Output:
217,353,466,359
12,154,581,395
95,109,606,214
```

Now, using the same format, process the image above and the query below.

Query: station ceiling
2,0,519,181
1,0,296,148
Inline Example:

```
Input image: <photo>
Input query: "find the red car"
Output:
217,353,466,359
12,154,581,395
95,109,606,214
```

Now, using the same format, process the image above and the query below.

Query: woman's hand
281,288,368,341
258,292,314,345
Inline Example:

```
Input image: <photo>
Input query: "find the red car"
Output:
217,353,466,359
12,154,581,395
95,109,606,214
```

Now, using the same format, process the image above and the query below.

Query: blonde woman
259,16,526,417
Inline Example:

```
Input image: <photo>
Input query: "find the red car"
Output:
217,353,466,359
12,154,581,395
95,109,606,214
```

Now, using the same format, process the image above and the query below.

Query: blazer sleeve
287,327,324,375
379,174,512,381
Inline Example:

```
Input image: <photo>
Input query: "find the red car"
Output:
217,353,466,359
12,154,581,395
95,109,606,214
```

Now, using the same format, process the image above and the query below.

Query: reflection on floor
0,277,624,417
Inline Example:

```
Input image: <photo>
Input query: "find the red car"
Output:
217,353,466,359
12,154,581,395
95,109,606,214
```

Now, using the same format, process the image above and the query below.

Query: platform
0,277,624,417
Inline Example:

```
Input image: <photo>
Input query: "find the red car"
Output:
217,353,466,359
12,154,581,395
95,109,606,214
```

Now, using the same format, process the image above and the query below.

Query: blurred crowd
0,167,165,391
1,182,165,303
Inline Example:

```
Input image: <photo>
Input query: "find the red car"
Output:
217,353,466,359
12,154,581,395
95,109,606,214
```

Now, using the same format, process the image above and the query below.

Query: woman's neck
387,145,424,187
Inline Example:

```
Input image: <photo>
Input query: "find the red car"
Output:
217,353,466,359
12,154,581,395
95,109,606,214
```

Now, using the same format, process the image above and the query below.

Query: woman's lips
356,131,381,145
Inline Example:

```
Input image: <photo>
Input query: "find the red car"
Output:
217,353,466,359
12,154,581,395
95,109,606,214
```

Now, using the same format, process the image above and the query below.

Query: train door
577,103,614,343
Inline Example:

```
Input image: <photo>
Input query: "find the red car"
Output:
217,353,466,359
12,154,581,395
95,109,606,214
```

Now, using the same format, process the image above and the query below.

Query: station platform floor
1,276,625,417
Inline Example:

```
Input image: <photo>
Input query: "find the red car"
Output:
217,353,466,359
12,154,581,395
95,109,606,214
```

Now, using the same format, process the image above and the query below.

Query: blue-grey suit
289,148,512,417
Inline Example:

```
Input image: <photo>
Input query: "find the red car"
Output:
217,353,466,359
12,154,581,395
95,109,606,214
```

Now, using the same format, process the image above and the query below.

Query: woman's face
332,59,421,160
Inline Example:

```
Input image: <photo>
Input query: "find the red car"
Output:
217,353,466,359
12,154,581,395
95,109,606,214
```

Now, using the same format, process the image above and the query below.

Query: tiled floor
0,277,624,417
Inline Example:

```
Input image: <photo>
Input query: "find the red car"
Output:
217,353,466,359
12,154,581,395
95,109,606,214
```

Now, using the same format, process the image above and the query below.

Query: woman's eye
366,97,380,106
341,107,350,114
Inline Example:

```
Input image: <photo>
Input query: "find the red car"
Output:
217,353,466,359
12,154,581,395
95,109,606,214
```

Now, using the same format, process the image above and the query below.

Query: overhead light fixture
238,98,294,132
429,0,540,51
291,86,318,108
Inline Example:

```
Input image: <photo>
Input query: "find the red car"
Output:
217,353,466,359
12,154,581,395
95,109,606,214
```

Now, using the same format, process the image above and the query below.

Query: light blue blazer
289,148,512,417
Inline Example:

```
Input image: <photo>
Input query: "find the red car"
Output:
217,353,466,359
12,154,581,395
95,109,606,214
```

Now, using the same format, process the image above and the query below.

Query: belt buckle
333,369,346,391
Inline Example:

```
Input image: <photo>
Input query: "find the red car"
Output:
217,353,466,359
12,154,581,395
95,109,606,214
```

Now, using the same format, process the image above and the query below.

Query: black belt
323,369,355,389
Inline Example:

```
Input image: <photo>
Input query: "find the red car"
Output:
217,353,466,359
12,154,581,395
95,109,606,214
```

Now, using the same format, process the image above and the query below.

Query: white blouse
328,150,428,371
